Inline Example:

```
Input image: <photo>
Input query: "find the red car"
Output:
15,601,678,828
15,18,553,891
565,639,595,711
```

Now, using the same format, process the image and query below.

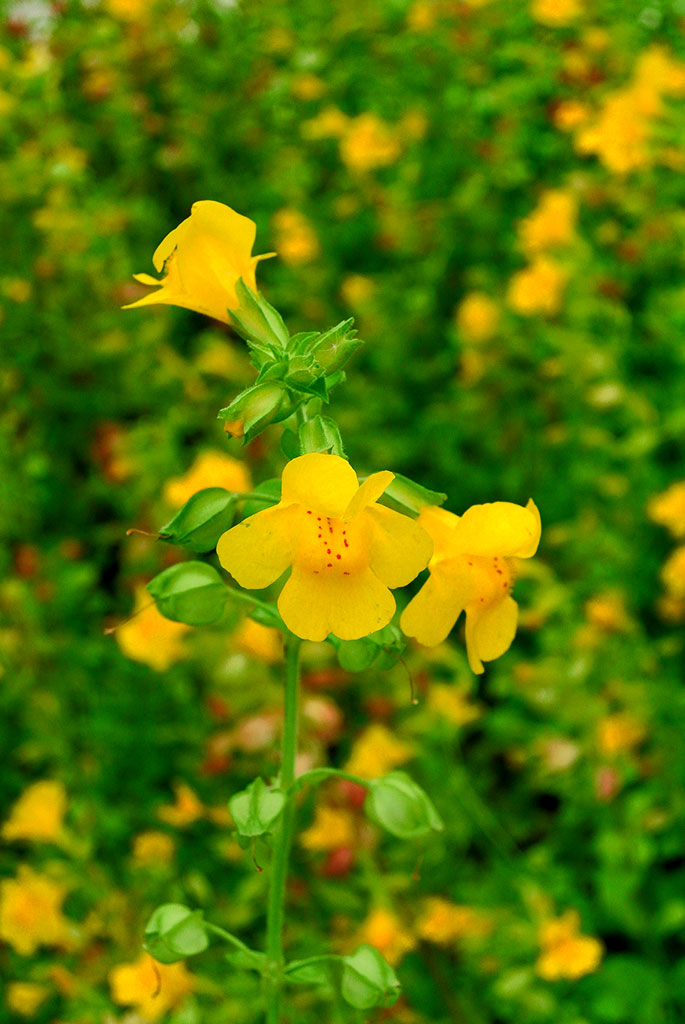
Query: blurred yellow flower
597,713,646,756
648,481,685,538
507,257,566,316
109,953,193,1021
158,782,205,828
0,866,69,956
2,780,66,843
416,898,491,944
6,983,50,1017
407,0,440,32
356,907,416,966
518,189,577,254
661,546,685,598
301,106,350,140
301,805,356,851
339,114,401,173
163,451,252,507
401,500,541,673
576,88,652,174
634,46,685,97
291,73,327,101
553,99,590,131
104,0,148,18
340,274,376,307
531,0,583,26
116,586,189,672
132,830,176,865
272,208,320,266
455,292,500,343
584,591,631,633
233,617,282,663
125,200,274,322
536,910,603,981
217,453,432,642
427,684,481,727
345,723,414,779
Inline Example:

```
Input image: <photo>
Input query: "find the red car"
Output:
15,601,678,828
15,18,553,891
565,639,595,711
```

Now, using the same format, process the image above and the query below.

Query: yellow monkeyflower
116,586,189,672
2,780,67,843
132,830,176,865
157,782,205,828
356,907,416,966
507,257,566,316
344,723,414,779
163,451,252,508
518,189,577,254
217,453,432,642
536,910,603,981
109,953,194,1021
531,0,583,26
597,713,646,756
0,866,69,956
272,208,320,266
455,292,499,343
233,617,282,663
416,898,491,945
426,684,481,727
124,200,274,322
401,501,541,673
6,983,50,1017
648,481,685,539
662,546,685,598
553,99,590,132
339,113,401,173
301,805,356,851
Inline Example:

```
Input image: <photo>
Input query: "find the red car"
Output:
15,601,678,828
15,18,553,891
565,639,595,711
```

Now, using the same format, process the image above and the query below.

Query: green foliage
341,945,401,1009
147,562,228,625
144,904,209,963
229,778,286,838
159,488,237,553
365,771,444,839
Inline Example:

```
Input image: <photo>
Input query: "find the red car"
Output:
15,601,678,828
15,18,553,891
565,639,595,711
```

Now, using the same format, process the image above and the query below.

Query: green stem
204,922,257,957
227,586,282,621
265,633,300,1023
288,767,369,796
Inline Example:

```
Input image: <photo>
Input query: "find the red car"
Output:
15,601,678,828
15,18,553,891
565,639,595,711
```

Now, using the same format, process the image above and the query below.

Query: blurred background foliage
1,0,685,1022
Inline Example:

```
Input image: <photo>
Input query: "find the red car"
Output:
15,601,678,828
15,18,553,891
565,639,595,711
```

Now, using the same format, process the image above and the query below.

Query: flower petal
400,560,472,647
465,595,518,674
343,471,394,521
216,505,298,589
417,505,460,561
452,501,541,558
366,505,433,588
190,200,257,258
278,565,395,641
281,453,359,517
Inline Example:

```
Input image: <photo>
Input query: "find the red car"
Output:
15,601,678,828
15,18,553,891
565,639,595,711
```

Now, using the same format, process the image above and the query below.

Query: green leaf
159,488,236,553
225,948,267,973
365,771,444,840
336,637,379,672
285,962,331,986
144,904,209,964
341,945,400,1010
382,473,447,517
229,778,286,837
298,415,346,457
147,562,228,626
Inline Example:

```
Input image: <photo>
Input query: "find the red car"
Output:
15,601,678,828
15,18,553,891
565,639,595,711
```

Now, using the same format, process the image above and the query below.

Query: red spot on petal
344,571,350,575
344,540,349,547
327,563,333,568
336,554,341,559
327,549,331,554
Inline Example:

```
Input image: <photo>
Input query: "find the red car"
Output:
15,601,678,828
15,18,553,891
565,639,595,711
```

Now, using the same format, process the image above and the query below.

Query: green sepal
159,488,236,553
298,415,346,457
281,428,300,460
285,962,331,986
336,637,379,672
229,778,286,837
256,358,290,383
241,478,281,518
144,904,209,964
225,948,267,973
228,279,289,355
340,945,400,1010
147,562,228,626
217,382,291,443
245,603,284,630
289,331,321,354
365,771,444,840
310,319,364,373
382,473,447,517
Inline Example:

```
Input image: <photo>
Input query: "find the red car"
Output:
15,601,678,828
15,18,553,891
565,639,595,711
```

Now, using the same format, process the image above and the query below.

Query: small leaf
285,962,331,986
147,562,228,626
382,473,447,517
225,948,267,973
144,904,208,964
365,771,444,840
229,778,286,838
160,488,236,553
341,945,400,1010
280,428,300,461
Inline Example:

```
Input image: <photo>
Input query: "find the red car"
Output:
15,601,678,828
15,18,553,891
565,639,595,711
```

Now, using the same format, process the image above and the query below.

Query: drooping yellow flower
163,451,252,508
531,0,583,26
233,616,282,663
124,200,274,322
455,292,500,343
355,907,416,966
536,910,603,981
507,257,566,316
109,953,194,1021
648,481,685,539
157,782,206,828
116,586,189,672
661,546,685,598
344,723,414,779
6,982,50,1017
401,500,541,673
2,780,67,843
217,453,432,642
0,866,69,956
272,208,320,266
416,898,491,945
518,189,577,254
301,805,356,851
339,114,401,173
132,830,176,865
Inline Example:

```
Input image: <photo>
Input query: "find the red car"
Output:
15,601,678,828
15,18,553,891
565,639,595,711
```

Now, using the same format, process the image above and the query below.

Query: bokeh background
2,0,685,1021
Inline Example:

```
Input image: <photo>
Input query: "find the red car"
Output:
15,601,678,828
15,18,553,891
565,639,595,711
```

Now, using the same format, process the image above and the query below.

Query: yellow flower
584,591,631,632
6,983,50,1017
356,908,416,966
648,481,685,539
344,723,414,779
272,208,320,266
507,257,566,316
634,46,685,96
124,200,274,322
301,805,356,851
553,99,590,131
132,830,176,865
427,684,481,726
109,953,194,1021
576,88,651,174
301,106,349,140
661,546,685,598
233,617,282,663
536,910,603,981
116,586,189,672
597,713,646,756
455,292,500,343
2,780,67,843
217,453,432,642
401,500,541,673
416,898,491,945
518,189,577,254
157,782,205,828
339,114,401,173
291,73,327,101
531,0,583,26
163,451,252,507
340,274,376,307
0,866,69,956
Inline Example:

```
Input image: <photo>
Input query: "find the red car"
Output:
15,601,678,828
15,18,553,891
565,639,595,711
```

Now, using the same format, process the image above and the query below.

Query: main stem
265,633,300,1023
